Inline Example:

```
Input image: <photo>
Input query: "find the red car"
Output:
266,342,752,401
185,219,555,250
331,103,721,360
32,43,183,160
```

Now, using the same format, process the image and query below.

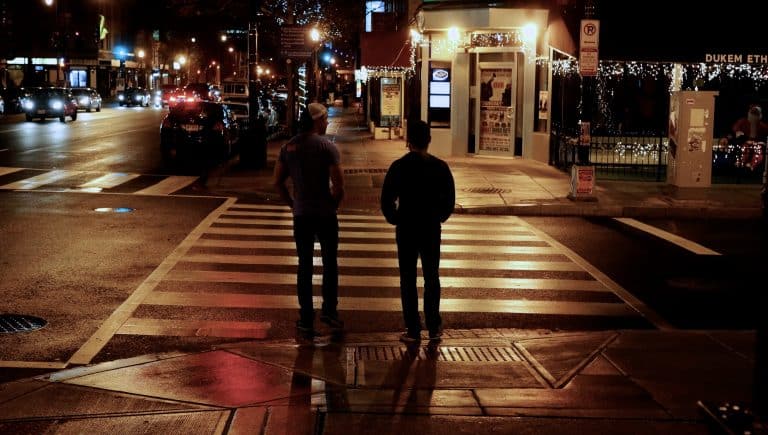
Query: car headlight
51,100,63,110
79,97,89,105
24,101,34,110
118,95,124,100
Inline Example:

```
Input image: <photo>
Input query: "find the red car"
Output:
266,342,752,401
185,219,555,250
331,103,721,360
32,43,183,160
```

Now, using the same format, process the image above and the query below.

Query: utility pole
246,0,266,168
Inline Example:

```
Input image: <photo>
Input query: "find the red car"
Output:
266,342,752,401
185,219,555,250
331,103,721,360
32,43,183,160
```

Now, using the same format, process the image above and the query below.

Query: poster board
478,67,515,154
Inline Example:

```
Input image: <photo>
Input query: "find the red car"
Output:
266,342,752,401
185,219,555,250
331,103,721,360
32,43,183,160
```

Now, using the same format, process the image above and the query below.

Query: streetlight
137,49,146,89
309,27,322,102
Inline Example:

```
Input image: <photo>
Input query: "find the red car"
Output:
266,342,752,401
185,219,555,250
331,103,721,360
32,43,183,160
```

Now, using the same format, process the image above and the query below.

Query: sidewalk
207,105,764,220
0,106,763,434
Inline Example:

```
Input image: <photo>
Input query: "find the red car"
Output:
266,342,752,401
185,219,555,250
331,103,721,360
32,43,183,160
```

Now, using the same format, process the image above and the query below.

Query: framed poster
478,67,515,153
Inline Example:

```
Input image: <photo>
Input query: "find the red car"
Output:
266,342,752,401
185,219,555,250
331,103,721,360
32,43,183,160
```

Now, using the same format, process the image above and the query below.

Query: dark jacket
381,151,455,226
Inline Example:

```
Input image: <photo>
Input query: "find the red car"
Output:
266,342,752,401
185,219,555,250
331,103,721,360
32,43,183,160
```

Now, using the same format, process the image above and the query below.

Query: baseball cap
308,103,327,120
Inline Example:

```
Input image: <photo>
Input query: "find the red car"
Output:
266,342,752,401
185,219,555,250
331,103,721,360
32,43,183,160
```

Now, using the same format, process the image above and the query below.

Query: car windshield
32,89,65,98
71,89,89,96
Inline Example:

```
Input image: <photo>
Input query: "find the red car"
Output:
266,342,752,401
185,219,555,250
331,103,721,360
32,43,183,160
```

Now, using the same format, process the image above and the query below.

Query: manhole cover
355,345,520,362
463,187,512,194
0,314,47,333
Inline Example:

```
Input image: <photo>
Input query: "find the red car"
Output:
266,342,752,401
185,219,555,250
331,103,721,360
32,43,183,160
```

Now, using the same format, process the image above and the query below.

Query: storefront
413,7,549,159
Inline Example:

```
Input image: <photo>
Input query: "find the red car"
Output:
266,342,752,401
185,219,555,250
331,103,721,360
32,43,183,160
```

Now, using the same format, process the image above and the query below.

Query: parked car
160,101,239,164
22,87,78,122
0,94,4,115
225,101,249,132
118,87,151,107
71,88,102,112
1,87,28,114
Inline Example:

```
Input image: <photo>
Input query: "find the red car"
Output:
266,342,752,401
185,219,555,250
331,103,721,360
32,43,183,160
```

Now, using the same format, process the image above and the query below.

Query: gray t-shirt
279,133,341,216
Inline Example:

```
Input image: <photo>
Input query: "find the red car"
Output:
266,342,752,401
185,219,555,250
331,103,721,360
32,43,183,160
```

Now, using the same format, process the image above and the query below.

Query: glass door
476,62,516,155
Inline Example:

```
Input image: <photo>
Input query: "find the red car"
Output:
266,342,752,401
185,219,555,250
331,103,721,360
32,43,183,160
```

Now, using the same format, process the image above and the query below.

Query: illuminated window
365,1,386,32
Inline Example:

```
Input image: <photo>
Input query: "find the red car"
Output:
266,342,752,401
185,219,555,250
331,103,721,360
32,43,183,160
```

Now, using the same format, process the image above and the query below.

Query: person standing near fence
274,103,345,340
381,120,455,344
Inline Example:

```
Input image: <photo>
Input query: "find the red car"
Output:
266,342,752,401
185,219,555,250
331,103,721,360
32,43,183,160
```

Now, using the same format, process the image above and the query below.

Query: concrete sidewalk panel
0,382,212,420
320,388,482,415
603,331,754,419
0,410,229,434
322,414,709,434
64,350,302,407
514,332,617,388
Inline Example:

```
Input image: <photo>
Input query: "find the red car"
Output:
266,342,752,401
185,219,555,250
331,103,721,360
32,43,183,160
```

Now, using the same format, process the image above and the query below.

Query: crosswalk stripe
0,167,24,177
116,318,271,338
79,172,141,189
205,226,540,241
164,270,608,291
142,292,636,317
180,253,583,271
133,176,198,195
194,238,560,254
223,208,524,225
214,217,534,234
0,169,82,190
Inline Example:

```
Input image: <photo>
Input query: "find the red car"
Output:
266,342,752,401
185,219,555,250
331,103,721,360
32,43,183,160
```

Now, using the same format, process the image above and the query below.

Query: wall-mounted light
447,27,462,42
522,23,538,44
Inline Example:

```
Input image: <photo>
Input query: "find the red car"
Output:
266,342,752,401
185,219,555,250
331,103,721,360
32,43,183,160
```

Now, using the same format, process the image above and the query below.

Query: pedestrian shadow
285,339,350,433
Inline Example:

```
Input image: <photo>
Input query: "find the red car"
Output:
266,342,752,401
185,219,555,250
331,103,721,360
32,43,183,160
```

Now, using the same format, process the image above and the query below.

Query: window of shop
69,69,87,88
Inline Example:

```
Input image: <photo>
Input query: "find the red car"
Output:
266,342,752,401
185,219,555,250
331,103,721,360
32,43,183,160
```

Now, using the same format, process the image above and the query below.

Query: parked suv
160,101,239,164
23,87,78,122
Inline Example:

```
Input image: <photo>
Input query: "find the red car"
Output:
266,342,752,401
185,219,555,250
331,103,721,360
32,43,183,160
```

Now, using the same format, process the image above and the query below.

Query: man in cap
274,103,345,340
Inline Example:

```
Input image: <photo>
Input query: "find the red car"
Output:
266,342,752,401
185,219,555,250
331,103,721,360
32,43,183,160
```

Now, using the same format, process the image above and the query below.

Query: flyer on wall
479,68,514,152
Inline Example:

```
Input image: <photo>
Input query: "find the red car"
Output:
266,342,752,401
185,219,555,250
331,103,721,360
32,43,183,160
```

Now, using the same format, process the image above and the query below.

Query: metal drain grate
463,187,512,194
344,168,389,175
0,314,47,333
355,345,519,362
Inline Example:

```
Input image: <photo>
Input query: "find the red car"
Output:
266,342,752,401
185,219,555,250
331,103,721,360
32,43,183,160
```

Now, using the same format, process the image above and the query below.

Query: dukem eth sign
705,53,768,64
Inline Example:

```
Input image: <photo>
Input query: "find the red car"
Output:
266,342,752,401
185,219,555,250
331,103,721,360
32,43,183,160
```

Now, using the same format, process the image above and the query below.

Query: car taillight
212,121,225,133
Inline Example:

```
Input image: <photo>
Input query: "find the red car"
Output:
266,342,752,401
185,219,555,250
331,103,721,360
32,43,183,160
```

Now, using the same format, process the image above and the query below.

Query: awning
360,28,412,69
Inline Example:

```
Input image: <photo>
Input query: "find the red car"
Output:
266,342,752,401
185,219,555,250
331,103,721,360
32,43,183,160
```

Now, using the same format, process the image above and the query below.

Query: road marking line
194,238,560,254
68,197,237,365
205,226,539,241
0,148,8,153
614,218,721,256
180,253,582,271
521,216,673,330
164,269,608,291
117,318,271,338
79,172,141,189
0,167,23,176
142,292,637,316
133,175,198,195
214,217,534,234
0,169,82,190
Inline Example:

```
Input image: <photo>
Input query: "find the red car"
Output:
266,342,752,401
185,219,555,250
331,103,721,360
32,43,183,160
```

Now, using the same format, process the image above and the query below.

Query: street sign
280,25,311,60
579,19,600,77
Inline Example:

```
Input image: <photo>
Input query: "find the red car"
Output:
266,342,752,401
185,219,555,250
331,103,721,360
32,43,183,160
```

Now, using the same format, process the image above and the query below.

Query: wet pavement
0,106,764,433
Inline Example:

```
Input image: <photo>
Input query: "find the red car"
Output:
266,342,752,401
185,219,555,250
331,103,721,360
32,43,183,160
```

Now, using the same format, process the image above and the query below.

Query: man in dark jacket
381,120,455,343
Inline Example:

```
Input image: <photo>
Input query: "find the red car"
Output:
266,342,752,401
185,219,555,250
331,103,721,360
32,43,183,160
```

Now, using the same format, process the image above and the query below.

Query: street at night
2,0,768,433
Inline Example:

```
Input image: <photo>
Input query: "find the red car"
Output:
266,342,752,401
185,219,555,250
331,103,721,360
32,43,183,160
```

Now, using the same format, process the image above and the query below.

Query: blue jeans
293,215,339,325
396,223,442,334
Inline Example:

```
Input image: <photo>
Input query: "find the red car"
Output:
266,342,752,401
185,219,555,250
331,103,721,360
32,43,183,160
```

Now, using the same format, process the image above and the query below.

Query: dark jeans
396,223,442,334
293,214,339,325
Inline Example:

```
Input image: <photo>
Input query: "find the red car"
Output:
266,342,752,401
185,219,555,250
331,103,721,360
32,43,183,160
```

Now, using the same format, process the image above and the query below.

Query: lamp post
137,49,146,89
309,27,321,103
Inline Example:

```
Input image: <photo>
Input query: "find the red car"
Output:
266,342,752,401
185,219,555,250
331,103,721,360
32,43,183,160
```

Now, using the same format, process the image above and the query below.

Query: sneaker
428,329,443,342
320,314,345,330
399,332,421,344
296,321,318,339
